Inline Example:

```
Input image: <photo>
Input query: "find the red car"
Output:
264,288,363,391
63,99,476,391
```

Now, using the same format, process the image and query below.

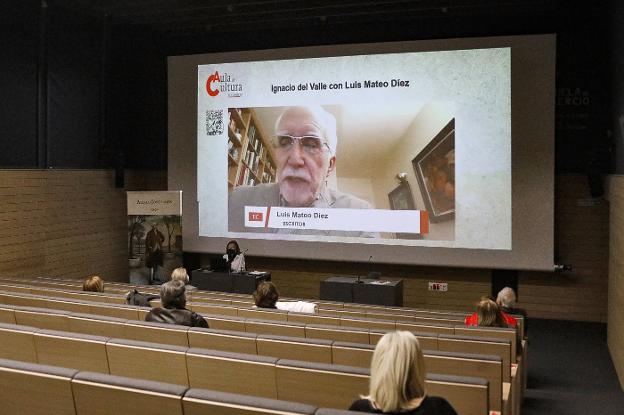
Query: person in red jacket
465,297,517,328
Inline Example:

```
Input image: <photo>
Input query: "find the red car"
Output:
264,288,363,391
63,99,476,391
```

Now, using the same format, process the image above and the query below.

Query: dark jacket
349,397,457,415
145,307,209,328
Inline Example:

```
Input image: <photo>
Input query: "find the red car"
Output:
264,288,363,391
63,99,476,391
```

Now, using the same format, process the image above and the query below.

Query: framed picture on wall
412,118,455,223
388,181,415,210
388,181,422,239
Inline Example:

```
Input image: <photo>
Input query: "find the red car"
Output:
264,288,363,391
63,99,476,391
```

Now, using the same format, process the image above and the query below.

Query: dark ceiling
51,0,558,38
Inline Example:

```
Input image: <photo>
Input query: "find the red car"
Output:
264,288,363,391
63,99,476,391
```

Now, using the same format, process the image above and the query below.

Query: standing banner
127,191,183,284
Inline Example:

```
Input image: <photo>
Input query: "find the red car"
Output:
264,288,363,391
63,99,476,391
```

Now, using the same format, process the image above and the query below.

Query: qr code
206,109,224,135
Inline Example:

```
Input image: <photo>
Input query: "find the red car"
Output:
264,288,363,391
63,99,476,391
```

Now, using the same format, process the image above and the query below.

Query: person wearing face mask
228,106,377,238
223,240,245,272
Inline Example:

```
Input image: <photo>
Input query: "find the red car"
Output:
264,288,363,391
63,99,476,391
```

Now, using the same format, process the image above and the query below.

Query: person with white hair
349,331,457,414
228,105,377,237
145,280,208,328
496,287,528,332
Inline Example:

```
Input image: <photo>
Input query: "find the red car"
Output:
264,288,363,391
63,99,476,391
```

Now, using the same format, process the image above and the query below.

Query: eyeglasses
274,134,330,155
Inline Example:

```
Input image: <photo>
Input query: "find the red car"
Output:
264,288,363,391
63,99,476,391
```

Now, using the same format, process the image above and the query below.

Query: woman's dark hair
226,240,241,255
253,281,279,309
160,280,187,309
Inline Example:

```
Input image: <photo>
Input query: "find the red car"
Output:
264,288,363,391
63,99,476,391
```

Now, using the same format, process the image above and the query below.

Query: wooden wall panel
0,169,166,281
607,175,624,389
517,175,609,322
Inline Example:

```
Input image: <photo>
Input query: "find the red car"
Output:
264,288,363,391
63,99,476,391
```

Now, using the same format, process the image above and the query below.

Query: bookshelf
227,108,276,189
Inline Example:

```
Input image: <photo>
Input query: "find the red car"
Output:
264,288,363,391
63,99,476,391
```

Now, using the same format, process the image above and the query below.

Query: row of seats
0,278,526,340
0,302,512,413
0,357,369,415
0,287,520,388
0,276,524,414
0,276,492,320
0,322,492,414
0,287,520,361
0,290,518,370
0,285,521,387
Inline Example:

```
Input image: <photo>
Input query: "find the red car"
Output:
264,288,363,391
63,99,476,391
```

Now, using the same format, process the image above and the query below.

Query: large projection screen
169,34,555,271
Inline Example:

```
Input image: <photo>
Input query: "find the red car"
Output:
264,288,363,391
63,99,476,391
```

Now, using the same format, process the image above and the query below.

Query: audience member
82,275,104,292
349,331,457,415
496,287,528,333
465,298,517,328
170,267,197,291
252,281,316,314
125,289,159,307
145,280,208,327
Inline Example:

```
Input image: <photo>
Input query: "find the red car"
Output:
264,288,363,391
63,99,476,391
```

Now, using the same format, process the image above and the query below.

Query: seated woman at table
349,331,457,415
224,240,245,272
252,281,317,314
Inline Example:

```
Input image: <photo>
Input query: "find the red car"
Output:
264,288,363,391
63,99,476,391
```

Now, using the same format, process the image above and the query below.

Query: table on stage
190,269,271,294
319,276,403,306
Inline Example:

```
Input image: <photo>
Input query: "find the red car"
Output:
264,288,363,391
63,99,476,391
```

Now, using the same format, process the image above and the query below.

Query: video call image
226,104,454,241
197,47,511,250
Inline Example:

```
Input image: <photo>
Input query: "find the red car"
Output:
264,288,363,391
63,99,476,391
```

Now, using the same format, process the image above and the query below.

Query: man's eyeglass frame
274,134,331,155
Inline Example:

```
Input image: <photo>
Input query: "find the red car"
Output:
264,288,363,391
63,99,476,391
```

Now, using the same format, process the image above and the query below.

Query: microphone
367,256,381,280
356,256,372,284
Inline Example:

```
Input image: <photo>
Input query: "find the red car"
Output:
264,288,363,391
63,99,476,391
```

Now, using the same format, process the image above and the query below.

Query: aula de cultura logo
206,71,243,97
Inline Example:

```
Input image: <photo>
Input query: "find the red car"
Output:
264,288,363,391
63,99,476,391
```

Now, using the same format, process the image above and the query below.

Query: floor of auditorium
523,319,624,414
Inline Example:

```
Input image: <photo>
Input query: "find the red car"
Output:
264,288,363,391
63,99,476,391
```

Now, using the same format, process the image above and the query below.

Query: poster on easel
127,191,182,285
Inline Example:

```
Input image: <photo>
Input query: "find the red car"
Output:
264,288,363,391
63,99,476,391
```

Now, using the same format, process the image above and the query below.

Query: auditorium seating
0,324,494,414
0,277,526,338
0,358,77,415
0,309,511,413
0,276,526,414
0,357,370,415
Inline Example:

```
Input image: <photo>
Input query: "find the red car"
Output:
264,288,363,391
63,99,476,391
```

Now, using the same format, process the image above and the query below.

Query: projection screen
169,34,555,271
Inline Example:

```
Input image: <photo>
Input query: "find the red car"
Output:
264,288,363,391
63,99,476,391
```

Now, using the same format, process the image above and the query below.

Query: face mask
227,249,236,259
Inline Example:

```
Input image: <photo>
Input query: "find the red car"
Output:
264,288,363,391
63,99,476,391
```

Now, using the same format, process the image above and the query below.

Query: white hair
170,267,189,284
365,331,427,412
497,287,517,307
274,106,338,155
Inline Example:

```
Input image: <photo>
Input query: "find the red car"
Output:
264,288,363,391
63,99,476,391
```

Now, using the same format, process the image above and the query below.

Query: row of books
262,171,273,183
265,160,275,177
244,148,261,173
237,164,256,187
235,156,276,187
227,140,240,161
247,124,266,157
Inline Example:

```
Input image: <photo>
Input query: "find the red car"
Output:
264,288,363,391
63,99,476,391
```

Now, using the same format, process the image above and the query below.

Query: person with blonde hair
170,267,197,291
349,331,456,414
82,275,104,293
464,297,517,328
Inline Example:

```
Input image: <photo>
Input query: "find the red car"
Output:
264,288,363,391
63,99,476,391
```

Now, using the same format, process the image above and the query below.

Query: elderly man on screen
228,105,376,237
